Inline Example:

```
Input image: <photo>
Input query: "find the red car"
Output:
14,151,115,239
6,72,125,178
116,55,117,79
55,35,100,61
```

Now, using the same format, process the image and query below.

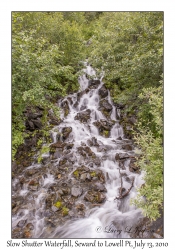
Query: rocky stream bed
12,65,163,239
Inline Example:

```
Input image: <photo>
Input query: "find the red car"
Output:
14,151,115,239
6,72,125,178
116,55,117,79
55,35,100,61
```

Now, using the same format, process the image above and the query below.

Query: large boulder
93,119,115,138
98,86,108,98
100,99,112,112
92,183,107,192
77,146,96,158
74,109,91,123
84,190,106,203
71,187,83,197
115,152,130,160
62,127,72,140
61,100,69,117
88,79,100,88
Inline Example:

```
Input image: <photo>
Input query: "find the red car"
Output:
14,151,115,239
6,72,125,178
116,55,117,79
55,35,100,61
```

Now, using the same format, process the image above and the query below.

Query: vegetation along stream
12,12,163,239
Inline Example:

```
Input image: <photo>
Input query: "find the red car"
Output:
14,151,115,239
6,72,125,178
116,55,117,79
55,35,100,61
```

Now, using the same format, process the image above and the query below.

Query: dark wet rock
49,117,61,126
88,79,100,88
80,173,87,181
119,159,126,170
50,142,73,151
25,109,43,131
72,166,104,183
128,116,137,125
28,179,39,186
17,219,27,228
115,103,125,109
117,136,123,140
12,161,18,172
62,127,72,140
73,166,89,179
77,89,90,102
94,119,114,130
92,137,99,146
122,144,133,151
52,149,62,159
61,100,69,117
74,109,91,123
71,187,83,197
129,159,140,173
45,194,55,208
43,210,54,218
45,218,56,228
31,118,42,129
51,205,59,212
86,173,91,180
73,101,79,108
97,192,106,202
59,158,67,166
67,97,73,105
93,158,101,167
25,223,34,231
19,177,26,184
61,187,70,195
92,183,107,192
28,186,38,191
99,85,108,98
12,227,23,238
87,139,93,147
93,119,115,137
99,99,112,112
76,203,85,211
77,146,96,158
12,202,16,209
27,112,42,120
129,211,163,238
48,109,62,125
80,105,87,111
115,152,130,160
84,191,106,203
25,120,35,131
57,189,64,196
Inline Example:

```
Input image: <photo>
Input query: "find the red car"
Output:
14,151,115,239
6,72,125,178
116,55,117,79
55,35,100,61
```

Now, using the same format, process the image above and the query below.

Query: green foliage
12,12,88,159
88,12,163,106
37,145,50,163
12,11,163,221
131,81,163,220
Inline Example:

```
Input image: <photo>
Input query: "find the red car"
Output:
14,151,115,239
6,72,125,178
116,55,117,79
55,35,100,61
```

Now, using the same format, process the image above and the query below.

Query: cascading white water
12,64,144,239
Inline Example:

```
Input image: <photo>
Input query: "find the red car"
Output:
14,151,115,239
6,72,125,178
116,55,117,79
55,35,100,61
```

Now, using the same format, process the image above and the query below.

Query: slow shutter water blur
12,64,144,238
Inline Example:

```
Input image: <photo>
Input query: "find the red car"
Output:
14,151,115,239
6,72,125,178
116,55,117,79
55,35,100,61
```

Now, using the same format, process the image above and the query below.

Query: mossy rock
62,206,69,216
54,201,63,209
73,170,79,178
90,171,96,177
59,158,67,166
64,108,69,117
101,109,110,119
102,130,109,138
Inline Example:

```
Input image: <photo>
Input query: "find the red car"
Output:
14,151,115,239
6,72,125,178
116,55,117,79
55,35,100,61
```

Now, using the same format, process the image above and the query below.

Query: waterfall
12,65,144,239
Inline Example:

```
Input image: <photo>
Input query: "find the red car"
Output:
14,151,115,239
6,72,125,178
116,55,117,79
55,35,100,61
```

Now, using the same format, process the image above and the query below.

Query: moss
37,155,43,163
73,170,79,178
102,110,110,118
103,130,109,137
90,171,96,177
64,108,69,117
54,201,62,208
62,206,69,216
